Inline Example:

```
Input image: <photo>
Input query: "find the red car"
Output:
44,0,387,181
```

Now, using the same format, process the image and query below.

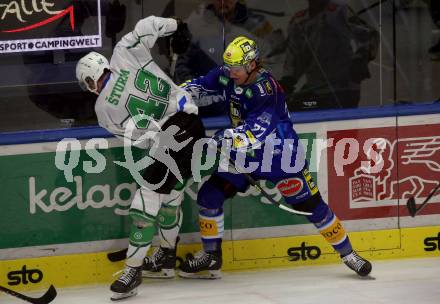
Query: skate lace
188,250,210,268
343,252,365,272
146,247,166,267
113,267,137,286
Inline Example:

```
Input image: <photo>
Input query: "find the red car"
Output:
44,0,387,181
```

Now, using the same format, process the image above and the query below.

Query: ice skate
110,266,142,301
341,250,372,277
142,246,177,278
178,250,222,279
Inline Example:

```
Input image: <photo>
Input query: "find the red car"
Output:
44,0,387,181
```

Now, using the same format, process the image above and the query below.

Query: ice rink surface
2,257,439,304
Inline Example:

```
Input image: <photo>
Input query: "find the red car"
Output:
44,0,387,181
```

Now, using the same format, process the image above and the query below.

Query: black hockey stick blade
406,182,440,217
107,248,128,262
406,197,417,217
0,284,57,304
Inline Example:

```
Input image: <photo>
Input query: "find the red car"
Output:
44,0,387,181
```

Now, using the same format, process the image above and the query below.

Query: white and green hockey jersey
95,16,198,145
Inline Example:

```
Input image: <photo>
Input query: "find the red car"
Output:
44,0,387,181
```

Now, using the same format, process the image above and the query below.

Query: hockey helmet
223,36,259,70
76,51,110,95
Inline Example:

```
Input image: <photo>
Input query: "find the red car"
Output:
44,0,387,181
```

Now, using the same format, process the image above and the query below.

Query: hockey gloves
170,19,192,55
212,128,260,156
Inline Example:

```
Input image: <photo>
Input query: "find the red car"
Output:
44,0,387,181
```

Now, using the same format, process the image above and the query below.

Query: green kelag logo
29,176,136,215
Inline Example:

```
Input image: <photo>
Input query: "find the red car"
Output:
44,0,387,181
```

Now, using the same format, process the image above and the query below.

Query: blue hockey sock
199,208,224,252
306,200,353,256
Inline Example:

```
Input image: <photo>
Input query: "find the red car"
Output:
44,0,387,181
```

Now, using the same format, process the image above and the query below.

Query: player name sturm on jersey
106,70,130,105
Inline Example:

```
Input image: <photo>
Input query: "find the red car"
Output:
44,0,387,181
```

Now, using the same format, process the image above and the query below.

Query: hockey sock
158,204,182,249
126,211,157,267
199,208,224,252
306,200,353,256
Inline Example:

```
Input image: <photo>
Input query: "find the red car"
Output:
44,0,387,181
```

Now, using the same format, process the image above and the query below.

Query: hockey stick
406,182,440,217
106,144,312,264
216,146,312,216
0,285,57,304
357,0,388,15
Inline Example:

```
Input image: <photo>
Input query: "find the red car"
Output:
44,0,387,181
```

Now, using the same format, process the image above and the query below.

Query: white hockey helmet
76,51,110,95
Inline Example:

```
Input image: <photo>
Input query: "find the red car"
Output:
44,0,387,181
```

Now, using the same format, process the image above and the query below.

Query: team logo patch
240,42,252,53
229,100,242,127
257,83,265,96
235,86,243,94
219,75,229,86
277,178,304,197
245,88,253,98
303,169,318,195
263,80,273,95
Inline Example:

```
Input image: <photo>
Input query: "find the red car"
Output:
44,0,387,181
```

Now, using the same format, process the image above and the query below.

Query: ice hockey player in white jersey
76,16,204,301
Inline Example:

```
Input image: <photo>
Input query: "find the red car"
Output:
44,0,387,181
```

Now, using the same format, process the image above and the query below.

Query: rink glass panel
0,1,439,132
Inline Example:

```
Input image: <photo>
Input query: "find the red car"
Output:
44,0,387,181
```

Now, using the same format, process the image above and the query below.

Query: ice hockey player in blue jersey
177,36,372,279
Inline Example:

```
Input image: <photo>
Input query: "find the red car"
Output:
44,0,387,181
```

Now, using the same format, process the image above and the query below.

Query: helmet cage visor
223,64,248,73
78,75,99,94
78,78,89,91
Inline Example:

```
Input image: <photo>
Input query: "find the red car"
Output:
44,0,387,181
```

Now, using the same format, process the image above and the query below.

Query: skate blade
110,288,138,301
142,268,175,279
178,269,221,279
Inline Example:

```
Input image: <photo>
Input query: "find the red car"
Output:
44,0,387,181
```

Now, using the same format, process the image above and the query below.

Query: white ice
2,257,439,304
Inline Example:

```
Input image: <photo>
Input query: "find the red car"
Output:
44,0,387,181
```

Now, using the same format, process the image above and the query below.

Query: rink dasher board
0,225,439,292
1,113,440,291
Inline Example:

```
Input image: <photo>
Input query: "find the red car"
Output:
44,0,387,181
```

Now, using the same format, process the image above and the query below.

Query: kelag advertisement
0,0,102,53
0,133,316,250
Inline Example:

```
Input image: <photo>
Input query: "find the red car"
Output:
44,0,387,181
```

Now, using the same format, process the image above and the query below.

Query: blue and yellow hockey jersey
183,66,305,177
